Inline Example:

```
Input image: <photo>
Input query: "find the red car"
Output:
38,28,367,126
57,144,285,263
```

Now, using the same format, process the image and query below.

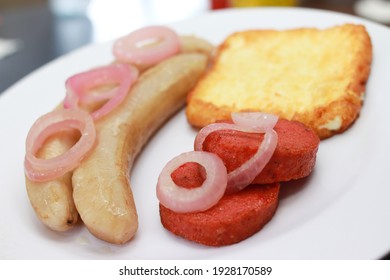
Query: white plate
1,7,390,260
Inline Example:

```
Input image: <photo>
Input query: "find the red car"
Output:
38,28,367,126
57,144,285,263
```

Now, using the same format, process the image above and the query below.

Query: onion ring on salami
195,112,279,193
156,151,227,213
231,112,278,131
226,128,277,193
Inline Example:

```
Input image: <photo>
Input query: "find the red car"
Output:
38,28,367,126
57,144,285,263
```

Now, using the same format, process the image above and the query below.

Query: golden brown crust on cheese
186,24,372,139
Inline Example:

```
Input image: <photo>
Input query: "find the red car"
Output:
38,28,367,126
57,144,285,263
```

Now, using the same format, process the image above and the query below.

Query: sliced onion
194,122,253,152
156,151,227,213
24,109,96,182
63,63,138,120
226,129,278,193
195,112,279,194
231,112,278,131
113,25,181,67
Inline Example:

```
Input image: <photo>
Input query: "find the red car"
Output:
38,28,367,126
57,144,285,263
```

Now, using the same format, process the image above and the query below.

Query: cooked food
179,35,215,58
156,113,319,246
24,25,213,244
202,119,320,184
72,53,208,244
186,24,372,139
25,129,80,231
160,183,279,246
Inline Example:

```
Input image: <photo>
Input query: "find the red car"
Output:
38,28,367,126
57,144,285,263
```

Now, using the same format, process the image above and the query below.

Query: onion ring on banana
24,109,96,182
64,63,138,120
113,25,181,68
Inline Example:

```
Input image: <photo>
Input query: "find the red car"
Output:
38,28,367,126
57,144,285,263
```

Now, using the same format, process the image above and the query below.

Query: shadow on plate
278,169,316,201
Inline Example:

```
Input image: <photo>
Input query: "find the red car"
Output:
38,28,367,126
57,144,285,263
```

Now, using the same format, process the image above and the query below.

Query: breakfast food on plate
157,112,320,246
72,53,208,244
200,118,320,185
160,183,279,246
25,22,368,248
179,36,215,58
186,24,373,139
113,26,214,71
24,26,214,243
25,128,80,231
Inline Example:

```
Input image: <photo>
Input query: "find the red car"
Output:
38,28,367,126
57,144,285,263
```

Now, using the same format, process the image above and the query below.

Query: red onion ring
24,109,96,182
63,63,138,120
226,128,278,193
156,151,227,213
194,112,279,194
194,122,252,152
113,25,181,67
231,112,279,131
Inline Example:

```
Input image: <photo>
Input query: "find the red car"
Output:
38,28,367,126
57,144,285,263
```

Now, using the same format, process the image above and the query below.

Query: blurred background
1,0,390,93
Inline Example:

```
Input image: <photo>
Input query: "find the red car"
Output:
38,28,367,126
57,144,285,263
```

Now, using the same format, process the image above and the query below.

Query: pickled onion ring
156,151,227,213
113,26,181,67
194,122,252,152
231,112,278,131
64,63,138,120
226,129,278,193
194,112,279,194
24,109,96,182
